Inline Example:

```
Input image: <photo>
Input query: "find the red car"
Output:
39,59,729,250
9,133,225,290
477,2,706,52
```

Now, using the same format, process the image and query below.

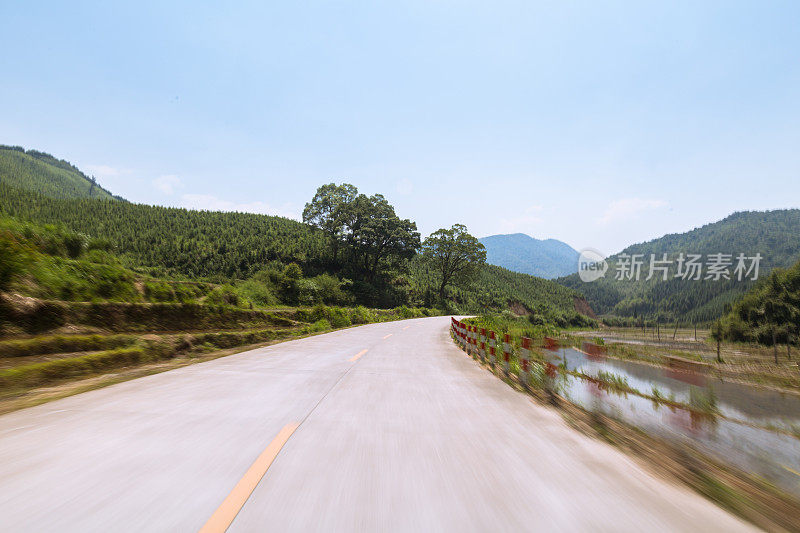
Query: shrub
313,273,350,305
0,236,30,290
306,319,331,333
349,305,376,324
297,279,320,306
144,281,176,302
236,280,279,307
326,307,352,328
206,285,240,307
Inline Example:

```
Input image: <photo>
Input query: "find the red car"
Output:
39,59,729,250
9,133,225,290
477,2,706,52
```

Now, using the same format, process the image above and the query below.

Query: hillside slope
0,146,118,200
558,210,800,322
1,183,329,280
0,144,593,320
479,233,579,278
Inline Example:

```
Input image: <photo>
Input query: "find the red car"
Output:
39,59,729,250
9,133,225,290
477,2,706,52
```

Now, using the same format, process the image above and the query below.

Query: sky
2,0,799,256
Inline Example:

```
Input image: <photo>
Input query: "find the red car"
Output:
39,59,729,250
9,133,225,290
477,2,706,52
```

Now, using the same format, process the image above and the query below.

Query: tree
421,224,486,300
348,194,420,281
302,183,358,262
709,319,724,363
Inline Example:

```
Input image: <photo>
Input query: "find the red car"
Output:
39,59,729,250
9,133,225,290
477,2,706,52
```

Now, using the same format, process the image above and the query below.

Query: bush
349,305,376,324
313,274,350,305
306,319,331,333
236,280,279,307
394,306,424,319
0,235,30,290
206,285,240,307
297,279,320,306
326,307,352,328
144,281,176,302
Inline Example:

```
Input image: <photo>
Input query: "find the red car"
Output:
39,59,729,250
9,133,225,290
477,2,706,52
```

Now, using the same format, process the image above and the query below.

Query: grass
0,333,137,358
596,370,631,392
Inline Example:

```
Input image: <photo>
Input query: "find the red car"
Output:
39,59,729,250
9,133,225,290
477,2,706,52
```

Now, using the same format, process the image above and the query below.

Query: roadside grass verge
0,333,138,358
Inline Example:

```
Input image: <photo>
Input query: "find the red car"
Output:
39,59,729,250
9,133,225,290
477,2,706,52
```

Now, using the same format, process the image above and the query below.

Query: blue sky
2,0,799,255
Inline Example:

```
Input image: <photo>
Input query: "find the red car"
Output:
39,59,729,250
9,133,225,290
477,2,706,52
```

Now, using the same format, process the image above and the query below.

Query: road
0,316,752,532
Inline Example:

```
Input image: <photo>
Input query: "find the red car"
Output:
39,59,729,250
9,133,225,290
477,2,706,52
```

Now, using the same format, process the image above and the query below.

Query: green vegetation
595,370,631,393
718,259,800,357
0,147,594,319
0,334,137,358
420,223,486,299
0,145,118,200
559,210,800,322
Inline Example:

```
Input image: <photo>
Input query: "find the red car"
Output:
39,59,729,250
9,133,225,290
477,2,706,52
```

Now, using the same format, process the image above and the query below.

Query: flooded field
547,347,800,497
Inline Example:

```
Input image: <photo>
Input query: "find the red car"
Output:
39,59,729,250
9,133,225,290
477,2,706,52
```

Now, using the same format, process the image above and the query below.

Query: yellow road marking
200,423,299,533
402,326,411,330
383,334,393,340
784,465,800,477
349,349,368,362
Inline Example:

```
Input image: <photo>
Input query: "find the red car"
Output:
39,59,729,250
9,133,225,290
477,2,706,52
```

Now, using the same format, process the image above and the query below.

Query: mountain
557,210,800,323
0,145,120,200
479,233,579,279
0,145,593,320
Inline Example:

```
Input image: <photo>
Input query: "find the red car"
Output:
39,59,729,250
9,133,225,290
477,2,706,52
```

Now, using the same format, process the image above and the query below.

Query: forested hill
0,145,593,320
558,210,800,323
0,146,120,200
0,183,328,280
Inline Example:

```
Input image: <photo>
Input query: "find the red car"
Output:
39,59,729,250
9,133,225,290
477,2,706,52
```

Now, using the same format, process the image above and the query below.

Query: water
546,348,800,497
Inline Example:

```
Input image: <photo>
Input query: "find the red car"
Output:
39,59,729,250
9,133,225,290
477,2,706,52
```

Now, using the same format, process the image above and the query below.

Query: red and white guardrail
450,319,534,387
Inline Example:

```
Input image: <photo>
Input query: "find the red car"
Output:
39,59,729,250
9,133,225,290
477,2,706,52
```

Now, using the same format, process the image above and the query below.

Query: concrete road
0,317,752,532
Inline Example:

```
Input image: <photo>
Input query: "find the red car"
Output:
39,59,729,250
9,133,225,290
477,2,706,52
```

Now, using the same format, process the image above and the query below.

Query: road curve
0,316,752,532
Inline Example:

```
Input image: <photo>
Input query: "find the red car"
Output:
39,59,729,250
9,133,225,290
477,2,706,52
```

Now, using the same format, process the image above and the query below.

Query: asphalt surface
0,317,753,532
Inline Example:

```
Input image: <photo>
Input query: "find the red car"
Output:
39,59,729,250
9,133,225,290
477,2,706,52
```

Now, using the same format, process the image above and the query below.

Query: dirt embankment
573,296,596,319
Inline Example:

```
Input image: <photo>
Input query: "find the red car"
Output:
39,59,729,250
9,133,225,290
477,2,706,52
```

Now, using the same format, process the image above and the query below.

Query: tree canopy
421,224,486,299
303,183,420,283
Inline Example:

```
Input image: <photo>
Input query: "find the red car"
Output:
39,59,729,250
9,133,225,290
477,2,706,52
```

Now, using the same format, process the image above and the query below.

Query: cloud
179,193,300,220
153,174,182,195
598,197,667,225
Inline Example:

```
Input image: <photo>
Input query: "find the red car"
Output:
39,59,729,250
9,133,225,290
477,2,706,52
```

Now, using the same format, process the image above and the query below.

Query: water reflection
547,348,800,497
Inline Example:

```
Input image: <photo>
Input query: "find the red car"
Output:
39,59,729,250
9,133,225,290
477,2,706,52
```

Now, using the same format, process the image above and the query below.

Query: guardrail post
488,330,497,368
519,337,532,389
479,328,487,363
502,333,511,377
469,326,476,358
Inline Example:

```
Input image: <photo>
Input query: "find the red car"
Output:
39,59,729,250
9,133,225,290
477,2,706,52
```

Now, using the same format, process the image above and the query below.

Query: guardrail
450,318,556,389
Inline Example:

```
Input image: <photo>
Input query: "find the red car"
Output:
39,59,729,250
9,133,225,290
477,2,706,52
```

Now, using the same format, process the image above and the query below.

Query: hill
0,145,592,321
557,210,800,323
0,145,119,200
479,233,579,278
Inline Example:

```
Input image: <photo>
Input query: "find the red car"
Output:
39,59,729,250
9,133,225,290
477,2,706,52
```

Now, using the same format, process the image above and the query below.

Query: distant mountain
0,145,121,200
557,210,800,323
479,233,579,279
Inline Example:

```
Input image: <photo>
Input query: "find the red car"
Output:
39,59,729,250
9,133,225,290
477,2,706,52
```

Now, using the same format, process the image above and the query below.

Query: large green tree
421,224,486,299
302,183,358,262
348,194,420,281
